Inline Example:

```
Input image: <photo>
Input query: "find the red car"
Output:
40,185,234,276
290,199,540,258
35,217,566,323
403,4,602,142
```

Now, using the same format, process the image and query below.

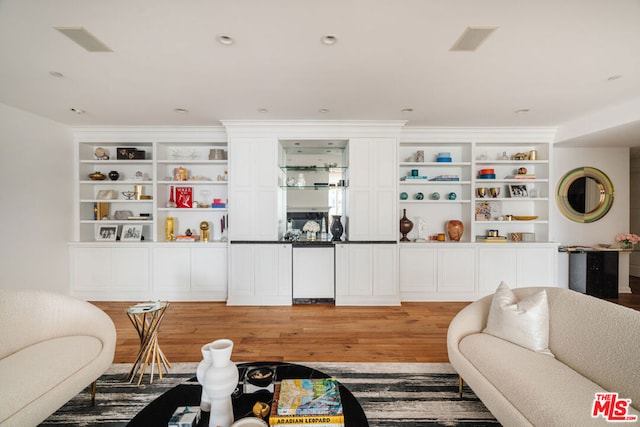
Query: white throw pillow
483,281,554,356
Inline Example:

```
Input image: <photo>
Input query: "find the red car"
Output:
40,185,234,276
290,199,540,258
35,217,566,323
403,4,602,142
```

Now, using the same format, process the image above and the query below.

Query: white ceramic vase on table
200,339,239,427
196,344,213,411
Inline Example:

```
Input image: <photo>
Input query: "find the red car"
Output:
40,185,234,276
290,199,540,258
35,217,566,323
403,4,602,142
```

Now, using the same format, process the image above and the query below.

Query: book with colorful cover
269,384,344,425
275,378,343,417
175,186,193,208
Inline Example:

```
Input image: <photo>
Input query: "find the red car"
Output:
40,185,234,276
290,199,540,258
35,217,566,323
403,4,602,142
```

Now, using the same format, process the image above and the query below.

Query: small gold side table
126,301,171,386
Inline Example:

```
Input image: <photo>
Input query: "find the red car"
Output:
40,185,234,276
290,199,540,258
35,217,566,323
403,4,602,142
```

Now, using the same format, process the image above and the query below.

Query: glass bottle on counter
321,217,327,241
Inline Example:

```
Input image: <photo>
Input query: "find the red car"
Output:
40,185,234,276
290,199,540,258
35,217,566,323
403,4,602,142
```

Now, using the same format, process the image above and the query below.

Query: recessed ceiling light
607,75,622,81
69,107,85,114
174,108,189,113
257,108,269,113
318,108,330,113
401,108,414,113
514,108,530,114
49,71,64,78
450,26,498,52
216,34,234,45
321,35,338,45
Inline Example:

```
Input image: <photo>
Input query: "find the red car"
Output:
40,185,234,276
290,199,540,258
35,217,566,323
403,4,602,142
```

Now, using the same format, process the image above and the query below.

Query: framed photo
120,224,143,241
508,184,528,198
96,225,118,241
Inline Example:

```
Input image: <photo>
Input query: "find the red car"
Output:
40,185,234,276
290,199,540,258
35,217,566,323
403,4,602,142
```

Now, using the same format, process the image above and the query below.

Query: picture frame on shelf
120,224,143,241
96,190,117,200
96,225,118,241
508,184,528,198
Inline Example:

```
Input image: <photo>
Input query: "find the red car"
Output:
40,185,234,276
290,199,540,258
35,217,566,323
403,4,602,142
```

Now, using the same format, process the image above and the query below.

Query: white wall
552,146,630,291
630,147,640,276
0,103,73,293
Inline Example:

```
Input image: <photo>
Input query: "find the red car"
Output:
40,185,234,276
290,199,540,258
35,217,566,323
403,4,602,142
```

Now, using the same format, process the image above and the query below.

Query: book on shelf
175,235,198,242
400,176,428,181
429,175,460,181
479,236,508,242
175,186,193,208
270,383,344,426
511,174,536,179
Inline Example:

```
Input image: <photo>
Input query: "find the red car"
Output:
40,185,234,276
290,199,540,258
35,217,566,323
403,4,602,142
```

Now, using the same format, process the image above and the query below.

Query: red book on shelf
175,187,193,208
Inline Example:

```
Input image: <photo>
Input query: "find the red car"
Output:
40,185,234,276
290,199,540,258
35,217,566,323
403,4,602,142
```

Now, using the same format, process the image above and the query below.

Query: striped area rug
40,362,499,426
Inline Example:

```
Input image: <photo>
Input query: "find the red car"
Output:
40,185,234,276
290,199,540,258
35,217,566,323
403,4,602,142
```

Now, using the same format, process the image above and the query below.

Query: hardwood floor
94,293,640,364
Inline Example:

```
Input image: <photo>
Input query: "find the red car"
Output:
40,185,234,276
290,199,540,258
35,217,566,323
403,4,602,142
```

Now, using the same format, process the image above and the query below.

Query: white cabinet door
277,244,293,298
346,188,371,241
336,243,400,305
72,247,112,291
371,140,398,241
228,243,292,305
347,244,373,296
293,247,334,299
254,244,280,297
191,247,227,295
153,247,191,292
229,244,254,299
347,138,398,240
437,247,475,293
399,246,437,299
517,247,555,287
111,247,150,290
334,244,349,297
152,246,227,300
70,246,150,300
477,247,517,296
477,245,558,295
373,244,398,296
228,138,279,241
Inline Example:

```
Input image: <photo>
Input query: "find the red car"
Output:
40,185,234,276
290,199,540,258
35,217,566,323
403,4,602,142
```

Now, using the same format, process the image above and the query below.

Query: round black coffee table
127,362,369,426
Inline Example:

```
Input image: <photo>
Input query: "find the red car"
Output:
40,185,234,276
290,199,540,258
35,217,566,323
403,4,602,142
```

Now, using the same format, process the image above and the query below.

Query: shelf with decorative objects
398,142,473,242
77,142,155,243
74,136,229,243
472,142,550,243
155,142,228,243
71,129,230,302
397,130,554,245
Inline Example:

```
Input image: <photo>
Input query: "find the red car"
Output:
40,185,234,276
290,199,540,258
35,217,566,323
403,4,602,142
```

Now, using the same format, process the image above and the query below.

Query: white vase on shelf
201,339,239,427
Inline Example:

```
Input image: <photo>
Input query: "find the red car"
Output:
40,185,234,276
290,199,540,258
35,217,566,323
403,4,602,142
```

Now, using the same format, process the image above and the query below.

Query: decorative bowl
245,367,274,387
513,215,538,221
89,172,106,180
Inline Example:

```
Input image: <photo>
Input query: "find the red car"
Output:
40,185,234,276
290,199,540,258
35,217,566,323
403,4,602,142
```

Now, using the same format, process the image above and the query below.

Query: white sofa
448,287,640,426
0,289,116,427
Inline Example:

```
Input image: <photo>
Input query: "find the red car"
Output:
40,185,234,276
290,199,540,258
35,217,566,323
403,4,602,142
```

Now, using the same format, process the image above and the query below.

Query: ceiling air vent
54,26,113,52
450,26,497,52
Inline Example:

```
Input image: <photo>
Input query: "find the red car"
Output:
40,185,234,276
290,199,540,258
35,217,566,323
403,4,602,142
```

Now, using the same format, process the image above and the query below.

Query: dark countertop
231,240,397,245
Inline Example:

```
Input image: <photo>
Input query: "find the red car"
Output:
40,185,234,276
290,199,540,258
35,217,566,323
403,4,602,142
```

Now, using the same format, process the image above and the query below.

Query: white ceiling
1,0,640,145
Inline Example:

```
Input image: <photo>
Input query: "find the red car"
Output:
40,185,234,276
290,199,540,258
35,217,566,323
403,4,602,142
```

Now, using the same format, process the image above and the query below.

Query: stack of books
430,175,460,181
269,378,344,427
211,198,227,208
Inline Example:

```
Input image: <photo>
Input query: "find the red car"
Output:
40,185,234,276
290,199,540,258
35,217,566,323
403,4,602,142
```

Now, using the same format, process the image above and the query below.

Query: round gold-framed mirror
556,167,614,223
